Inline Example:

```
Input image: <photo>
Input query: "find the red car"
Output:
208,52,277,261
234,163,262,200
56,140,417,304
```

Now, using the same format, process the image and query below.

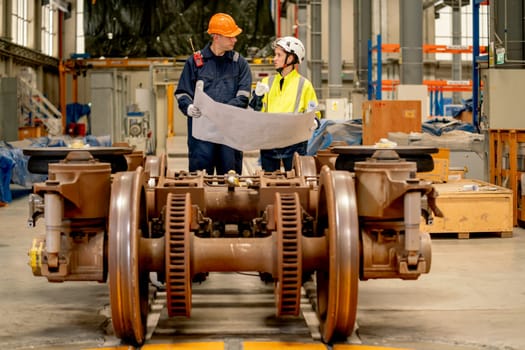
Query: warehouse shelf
380,79,479,93
472,0,489,129
367,34,487,102
377,43,487,54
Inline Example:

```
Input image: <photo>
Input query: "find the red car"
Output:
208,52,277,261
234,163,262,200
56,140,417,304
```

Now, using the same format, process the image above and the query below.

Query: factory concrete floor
0,137,524,350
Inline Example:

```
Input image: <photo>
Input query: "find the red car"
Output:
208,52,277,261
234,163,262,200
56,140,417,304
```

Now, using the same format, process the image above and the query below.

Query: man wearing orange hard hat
175,13,252,175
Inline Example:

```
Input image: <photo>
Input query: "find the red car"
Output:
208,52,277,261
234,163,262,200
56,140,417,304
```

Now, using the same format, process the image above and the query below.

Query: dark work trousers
188,134,243,175
260,140,307,172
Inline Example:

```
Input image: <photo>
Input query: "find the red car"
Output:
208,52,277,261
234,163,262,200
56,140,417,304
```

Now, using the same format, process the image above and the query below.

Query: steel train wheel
275,192,302,316
293,153,317,178
108,168,150,346
144,155,161,178
316,166,359,343
144,155,161,228
165,193,192,317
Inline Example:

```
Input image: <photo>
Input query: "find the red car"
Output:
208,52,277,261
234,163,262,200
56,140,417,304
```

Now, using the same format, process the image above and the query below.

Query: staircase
18,76,62,136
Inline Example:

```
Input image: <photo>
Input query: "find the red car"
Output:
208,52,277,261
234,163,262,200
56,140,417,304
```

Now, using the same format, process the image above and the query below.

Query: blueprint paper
192,82,314,152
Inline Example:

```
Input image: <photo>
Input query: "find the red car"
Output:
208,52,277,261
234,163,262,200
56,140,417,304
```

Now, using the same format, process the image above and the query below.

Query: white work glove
307,100,317,113
187,104,202,118
254,82,270,96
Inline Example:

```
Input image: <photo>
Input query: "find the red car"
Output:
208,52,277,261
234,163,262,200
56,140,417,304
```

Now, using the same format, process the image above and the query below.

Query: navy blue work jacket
175,43,252,115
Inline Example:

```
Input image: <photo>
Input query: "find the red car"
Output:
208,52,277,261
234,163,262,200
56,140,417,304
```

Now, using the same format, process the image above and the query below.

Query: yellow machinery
24,145,441,346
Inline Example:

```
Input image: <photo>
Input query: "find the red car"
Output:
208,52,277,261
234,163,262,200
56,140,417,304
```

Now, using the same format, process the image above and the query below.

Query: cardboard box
458,110,473,124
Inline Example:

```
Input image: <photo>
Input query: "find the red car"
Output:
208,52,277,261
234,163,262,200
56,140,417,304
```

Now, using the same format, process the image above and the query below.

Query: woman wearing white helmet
273,36,306,68
250,36,320,172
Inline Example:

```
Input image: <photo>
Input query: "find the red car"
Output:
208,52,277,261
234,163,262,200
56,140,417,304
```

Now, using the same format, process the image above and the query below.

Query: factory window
76,0,85,54
12,0,29,46
41,4,58,57
435,4,489,61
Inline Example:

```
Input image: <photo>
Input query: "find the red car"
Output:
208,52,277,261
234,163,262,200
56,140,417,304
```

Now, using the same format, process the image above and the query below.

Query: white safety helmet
273,36,306,64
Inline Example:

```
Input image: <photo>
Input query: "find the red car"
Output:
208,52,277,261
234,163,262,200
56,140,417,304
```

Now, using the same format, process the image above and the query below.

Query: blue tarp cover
422,117,477,136
307,119,362,156
0,135,111,203
0,143,16,203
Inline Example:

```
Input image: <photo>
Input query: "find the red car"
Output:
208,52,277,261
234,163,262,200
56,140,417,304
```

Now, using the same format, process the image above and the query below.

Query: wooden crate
417,148,450,183
418,158,449,183
489,129,525,226
448,167,466,181
421,179,513,238
18,126,47,140
362,100,422,145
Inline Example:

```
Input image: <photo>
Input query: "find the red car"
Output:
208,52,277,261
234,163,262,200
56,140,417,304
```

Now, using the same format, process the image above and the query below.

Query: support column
34,1,42,52
353,0,372,91
452,1,462,104
310,0,322,98
328,0,342,97
3,0,13,42
399,0,423,84
297,0,308,77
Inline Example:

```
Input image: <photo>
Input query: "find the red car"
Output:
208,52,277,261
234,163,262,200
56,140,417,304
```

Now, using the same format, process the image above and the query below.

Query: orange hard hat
207,13,242,37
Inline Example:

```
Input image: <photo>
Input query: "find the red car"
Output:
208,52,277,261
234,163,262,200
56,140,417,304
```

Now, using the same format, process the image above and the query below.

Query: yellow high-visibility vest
260,69,320,118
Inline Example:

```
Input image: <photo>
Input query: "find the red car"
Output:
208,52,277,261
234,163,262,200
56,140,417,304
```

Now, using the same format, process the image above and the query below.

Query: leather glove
187,104,202,118
254,82,270,96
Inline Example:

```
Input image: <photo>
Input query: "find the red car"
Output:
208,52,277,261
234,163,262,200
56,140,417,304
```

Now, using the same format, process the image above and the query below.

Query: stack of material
388,130,484,152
